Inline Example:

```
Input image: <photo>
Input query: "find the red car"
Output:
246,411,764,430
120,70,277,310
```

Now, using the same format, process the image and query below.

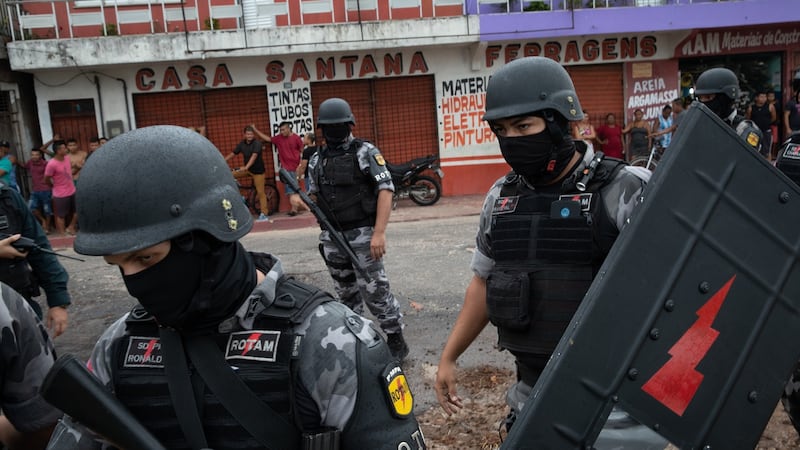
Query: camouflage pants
319,227,403,334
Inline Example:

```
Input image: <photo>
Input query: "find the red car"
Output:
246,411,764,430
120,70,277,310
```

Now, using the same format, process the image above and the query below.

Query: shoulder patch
225,330,281,362
745,131,761,148
123,336,164,368
374,154,385,166
382,363,414,419
493,196,519,215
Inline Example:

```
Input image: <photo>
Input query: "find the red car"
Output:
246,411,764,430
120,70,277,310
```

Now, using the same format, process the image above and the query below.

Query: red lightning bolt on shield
143,339,158,362
641,275,736,416
241,333,262,356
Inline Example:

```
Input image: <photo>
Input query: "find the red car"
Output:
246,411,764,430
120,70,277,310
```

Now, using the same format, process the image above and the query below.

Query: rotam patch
493,196,519,215
124,336,164,368
382,363,414,418
225,330,281,362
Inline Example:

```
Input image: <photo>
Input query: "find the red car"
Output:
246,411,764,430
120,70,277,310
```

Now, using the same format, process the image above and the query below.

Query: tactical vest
111,278,331,450
486,160,623,384
0,187,34,298
317,141,377,230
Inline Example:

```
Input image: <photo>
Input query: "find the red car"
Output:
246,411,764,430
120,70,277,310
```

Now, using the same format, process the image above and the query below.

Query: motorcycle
386,154,444,207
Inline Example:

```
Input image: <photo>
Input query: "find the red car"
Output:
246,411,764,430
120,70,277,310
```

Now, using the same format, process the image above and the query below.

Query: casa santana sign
134,52,430,92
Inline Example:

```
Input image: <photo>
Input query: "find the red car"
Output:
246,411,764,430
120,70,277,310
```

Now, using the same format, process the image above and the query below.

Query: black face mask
322,124,351,147
498,131,575,185
122,237,256,332
701,95,734,120
123,245,201,329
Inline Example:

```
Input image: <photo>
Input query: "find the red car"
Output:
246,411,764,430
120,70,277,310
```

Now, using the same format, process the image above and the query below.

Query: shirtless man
66,138,88,185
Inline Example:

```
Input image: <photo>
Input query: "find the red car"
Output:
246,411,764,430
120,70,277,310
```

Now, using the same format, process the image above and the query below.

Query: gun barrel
40,354,166,450
278,169,370,281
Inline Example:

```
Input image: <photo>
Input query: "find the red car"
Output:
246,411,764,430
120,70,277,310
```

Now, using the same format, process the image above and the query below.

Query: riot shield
502,103,800,449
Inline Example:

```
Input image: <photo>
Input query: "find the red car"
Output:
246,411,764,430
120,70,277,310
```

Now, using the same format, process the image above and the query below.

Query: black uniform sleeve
341,336,427,450
10,188,71,308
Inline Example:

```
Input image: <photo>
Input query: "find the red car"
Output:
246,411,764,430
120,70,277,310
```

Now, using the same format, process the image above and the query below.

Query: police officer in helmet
46,126,426,450
307,98,409,360
695,67,763,153
435,57,665,447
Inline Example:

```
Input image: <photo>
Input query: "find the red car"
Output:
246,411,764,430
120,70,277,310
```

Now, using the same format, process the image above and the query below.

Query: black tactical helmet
483,57,583,122
74,125,252,256
317,98,356,125
694,67,740,100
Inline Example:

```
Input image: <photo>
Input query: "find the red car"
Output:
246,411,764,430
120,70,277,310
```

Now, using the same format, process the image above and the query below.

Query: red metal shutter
566,63,624,129
310,75,438,166
132,87,271,175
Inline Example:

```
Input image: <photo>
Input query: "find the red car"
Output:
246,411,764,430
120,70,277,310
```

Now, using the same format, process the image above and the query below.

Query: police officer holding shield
434,57,664,447
45,126,426,450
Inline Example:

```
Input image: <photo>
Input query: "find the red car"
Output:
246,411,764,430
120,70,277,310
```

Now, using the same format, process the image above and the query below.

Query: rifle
0,233,84,262
278,168,370,280
40,354,167,450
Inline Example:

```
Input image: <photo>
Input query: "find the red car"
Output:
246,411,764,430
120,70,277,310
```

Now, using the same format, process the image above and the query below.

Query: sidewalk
47,194,486,250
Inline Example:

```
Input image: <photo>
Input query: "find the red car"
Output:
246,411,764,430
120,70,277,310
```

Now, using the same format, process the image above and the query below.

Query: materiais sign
675,26,800,57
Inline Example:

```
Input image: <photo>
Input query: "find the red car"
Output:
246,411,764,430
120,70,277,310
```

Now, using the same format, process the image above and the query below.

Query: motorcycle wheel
409,175,442,206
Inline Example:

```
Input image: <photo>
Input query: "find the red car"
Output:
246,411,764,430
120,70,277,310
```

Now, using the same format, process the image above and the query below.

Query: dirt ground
417,366,800,450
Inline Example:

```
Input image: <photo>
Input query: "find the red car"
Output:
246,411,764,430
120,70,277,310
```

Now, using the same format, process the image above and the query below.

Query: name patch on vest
225,330,281,362
782,143,800,160
493,196,519,215
382,363,414,419
559,193,593,212
124,336,164,368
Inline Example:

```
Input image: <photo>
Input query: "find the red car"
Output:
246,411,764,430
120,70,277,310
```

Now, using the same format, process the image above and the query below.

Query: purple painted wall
478,0,800,40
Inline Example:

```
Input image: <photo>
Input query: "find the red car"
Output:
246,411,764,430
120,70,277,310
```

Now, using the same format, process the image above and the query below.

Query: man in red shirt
596,113,624,160
254,122,309,216
23,148,52,233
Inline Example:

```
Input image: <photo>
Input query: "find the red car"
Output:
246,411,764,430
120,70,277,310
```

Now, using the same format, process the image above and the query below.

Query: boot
386,333,409,361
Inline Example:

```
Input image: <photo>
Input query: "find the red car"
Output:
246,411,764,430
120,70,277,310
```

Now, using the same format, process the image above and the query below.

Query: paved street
47,196,514,413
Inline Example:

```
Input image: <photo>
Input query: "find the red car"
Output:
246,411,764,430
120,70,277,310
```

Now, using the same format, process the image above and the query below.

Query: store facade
26,22,800,200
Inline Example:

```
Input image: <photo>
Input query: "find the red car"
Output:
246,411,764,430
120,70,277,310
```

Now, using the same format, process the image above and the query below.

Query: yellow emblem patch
382,364,413,418
374,154,386,166
746,132,760,148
